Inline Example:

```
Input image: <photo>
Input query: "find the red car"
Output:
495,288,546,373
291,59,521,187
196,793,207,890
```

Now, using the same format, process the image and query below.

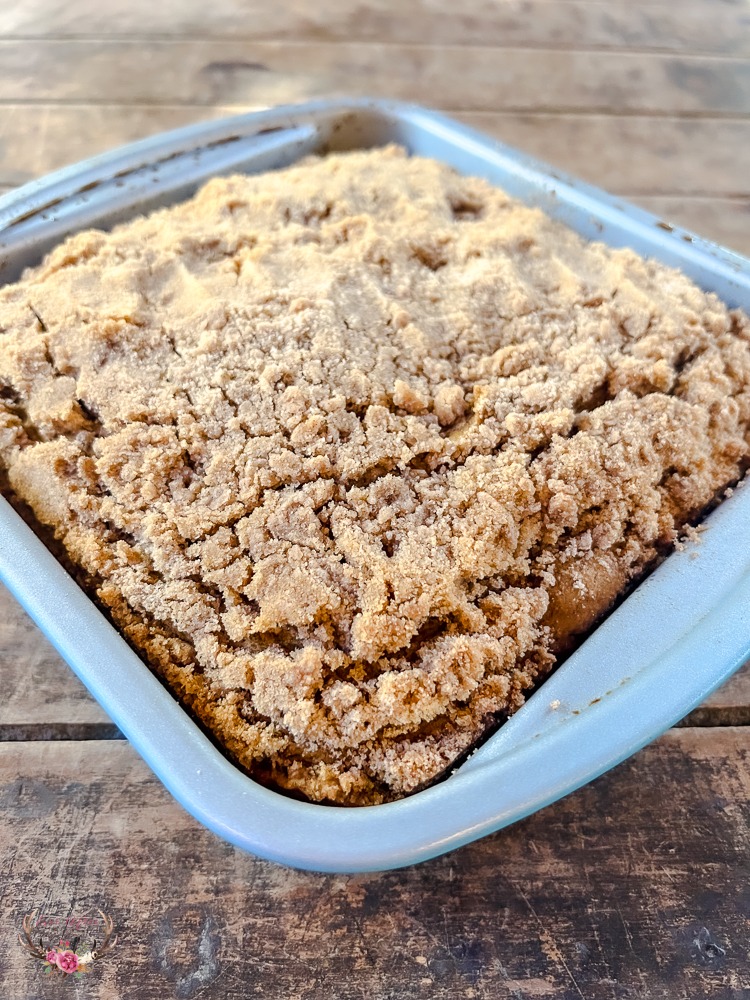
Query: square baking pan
0,99,749,873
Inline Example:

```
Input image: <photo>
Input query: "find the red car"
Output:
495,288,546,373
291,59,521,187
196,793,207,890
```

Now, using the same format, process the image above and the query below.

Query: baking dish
0,99,748,872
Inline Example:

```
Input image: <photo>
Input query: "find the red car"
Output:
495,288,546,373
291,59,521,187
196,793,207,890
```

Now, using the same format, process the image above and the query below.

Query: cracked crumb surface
0,145,748,804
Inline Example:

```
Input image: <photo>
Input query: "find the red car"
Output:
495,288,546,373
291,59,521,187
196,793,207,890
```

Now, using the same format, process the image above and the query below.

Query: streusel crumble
0,146,748,803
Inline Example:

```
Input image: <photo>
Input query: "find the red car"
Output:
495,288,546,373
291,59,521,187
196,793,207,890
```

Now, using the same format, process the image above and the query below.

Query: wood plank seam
0,101,748,121
0,36,747,58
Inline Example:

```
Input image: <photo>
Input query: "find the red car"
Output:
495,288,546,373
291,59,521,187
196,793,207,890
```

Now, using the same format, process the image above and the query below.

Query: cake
0,145,748,804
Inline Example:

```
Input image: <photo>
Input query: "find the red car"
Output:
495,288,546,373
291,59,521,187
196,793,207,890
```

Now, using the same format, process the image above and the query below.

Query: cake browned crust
0,146,748,804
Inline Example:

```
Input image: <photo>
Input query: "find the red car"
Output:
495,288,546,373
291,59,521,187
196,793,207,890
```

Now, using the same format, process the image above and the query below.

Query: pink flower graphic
18,909,117,977
55,950,79,974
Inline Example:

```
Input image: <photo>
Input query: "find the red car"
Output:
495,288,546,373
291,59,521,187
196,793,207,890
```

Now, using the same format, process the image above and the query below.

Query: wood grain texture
0,41,748,114
1,2,749,996
0,0,747,56
683,666,750,726
2,731,749,999
462,113,750,197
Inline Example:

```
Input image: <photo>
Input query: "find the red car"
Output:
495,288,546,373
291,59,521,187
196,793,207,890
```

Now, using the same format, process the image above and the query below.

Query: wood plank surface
0,0,747,56
2,730,749,999
0,41,748,115
0,1,749,997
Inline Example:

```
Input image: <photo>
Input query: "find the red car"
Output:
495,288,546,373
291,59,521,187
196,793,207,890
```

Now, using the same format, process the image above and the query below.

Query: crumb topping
0,145,748,803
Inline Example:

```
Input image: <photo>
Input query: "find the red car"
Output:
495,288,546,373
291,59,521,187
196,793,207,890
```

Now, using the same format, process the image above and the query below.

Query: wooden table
2,2,749,996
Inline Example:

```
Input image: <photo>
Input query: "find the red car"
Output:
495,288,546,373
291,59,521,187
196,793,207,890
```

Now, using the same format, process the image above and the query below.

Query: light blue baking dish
0,99,748,872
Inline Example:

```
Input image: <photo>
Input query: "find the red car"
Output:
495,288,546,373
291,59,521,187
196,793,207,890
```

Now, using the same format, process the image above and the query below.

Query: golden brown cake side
0,146,748,804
